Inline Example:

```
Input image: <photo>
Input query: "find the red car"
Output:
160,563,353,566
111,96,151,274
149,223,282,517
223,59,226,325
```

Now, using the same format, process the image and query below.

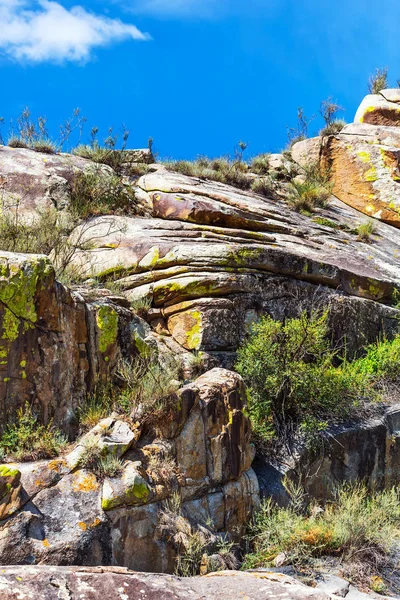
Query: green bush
0,403,66,461
243,482,400,584
236,310,400,447
235,311,371,444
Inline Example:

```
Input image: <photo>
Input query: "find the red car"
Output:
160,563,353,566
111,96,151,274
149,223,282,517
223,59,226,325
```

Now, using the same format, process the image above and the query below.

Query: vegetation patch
235,310,400,449
243,481,400,590
0,403,66,462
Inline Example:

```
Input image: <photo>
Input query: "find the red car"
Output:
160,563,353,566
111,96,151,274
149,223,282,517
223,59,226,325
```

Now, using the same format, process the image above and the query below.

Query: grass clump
250,153,271,175
251,176,276,198
287,180,331,212
0,403,66,461
356,221,376,242
76,435,124,479
243,481,400,586
117,354,181,425
78,353,181,432
368,68,388,94
312,217,340,229
165,155,251,191
7,137,29,149
69,166,137,218
319,119,347,136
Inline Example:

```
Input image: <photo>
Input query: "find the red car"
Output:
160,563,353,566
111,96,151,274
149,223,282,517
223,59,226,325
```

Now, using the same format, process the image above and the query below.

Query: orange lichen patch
71,472,99,493
42,539,50,548
48,459,65,472
78,522,87,531
90,518,101,528
35,479,46,487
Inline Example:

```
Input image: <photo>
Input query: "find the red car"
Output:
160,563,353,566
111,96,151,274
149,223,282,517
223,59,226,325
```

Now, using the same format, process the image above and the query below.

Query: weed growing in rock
164,156,251,191
251,176,276,198
130,296,152,318
117,354,181,427
79,385,116,430
0,403,66,461
319,119,347,136
250,153,271,175
76,436,124,478
356,221,376,242
243,481,400,589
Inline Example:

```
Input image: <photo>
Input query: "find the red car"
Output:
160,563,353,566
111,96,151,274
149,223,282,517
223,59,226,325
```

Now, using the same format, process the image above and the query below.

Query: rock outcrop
292,90,400,227
0,251,139,433
65,167,400,366
255,403,400,504
0,369,259,572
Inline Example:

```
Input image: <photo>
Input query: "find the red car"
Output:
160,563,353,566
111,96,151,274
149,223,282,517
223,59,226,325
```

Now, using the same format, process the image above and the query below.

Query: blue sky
1,0,400,159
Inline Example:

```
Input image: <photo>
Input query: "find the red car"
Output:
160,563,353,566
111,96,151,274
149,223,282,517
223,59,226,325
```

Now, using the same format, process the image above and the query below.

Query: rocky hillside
1,90,400,598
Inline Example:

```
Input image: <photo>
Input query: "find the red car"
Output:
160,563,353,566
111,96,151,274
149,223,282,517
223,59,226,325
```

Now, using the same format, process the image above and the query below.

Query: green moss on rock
96,305,119,354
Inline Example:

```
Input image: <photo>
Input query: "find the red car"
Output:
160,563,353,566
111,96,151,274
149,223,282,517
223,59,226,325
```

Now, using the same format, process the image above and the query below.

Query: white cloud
0,0,150,63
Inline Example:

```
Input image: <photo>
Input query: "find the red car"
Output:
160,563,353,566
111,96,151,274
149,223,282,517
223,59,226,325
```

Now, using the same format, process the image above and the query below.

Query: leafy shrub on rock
0,403,66,461
235,311,368,446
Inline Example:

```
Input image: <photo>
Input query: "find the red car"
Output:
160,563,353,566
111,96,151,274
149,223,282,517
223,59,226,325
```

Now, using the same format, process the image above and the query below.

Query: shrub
0,403,66,461
319,119,347,136
356,221,376,242
287,180,331,212
117,354,181,425
368,68,388,94
235,311,371,445
251,176,275,198
69,166,137,218
0,207,73,255
243,482,400,582
236,310,400,448
250,154,271,175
